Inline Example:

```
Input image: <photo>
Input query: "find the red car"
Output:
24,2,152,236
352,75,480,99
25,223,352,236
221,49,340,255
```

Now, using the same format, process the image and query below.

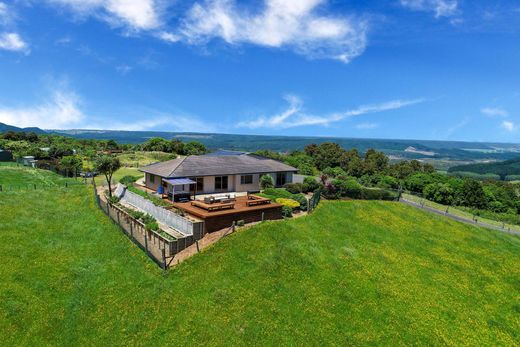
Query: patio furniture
246,195,271,206
191,200,235,212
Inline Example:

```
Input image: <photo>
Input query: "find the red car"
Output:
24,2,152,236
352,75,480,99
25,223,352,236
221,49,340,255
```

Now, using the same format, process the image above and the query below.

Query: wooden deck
172,196,282,219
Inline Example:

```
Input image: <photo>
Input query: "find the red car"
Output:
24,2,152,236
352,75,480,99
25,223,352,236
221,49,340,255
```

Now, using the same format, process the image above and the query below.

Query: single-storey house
139,154,297,200
0,149,13,162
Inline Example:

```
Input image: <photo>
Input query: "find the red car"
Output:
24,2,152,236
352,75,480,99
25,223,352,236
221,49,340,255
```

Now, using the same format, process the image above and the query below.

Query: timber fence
93,180,204,269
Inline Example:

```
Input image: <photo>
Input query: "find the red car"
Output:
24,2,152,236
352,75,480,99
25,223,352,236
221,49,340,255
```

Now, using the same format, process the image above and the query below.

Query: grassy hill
0,166,519,345
448,157,520,180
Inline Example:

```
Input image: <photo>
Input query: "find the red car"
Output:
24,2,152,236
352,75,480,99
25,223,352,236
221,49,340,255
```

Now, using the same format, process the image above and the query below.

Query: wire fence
397,190,520,234
0,181,87,192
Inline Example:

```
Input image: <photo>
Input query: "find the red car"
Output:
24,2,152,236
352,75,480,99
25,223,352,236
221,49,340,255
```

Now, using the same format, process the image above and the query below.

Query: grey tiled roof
140,154,297,178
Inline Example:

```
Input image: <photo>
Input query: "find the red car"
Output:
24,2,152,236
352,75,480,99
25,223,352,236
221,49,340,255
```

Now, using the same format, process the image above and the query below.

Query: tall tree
95,155,121,197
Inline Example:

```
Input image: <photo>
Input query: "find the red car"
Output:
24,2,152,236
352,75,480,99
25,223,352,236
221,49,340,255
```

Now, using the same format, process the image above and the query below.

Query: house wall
145,171,296,194
145,173,161,192
234,173,261,192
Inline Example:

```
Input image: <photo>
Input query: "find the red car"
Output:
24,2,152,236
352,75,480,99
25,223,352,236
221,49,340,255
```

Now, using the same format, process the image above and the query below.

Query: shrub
263,188,308,210
302,176,320,193
107,195,120,204
323,167,348,179
281,205,293,218
236,220,245,227
260,174,274,189
127,186,170,207
275,198,300,209
119,175,139,185
360,188,398,201
284,183,304,194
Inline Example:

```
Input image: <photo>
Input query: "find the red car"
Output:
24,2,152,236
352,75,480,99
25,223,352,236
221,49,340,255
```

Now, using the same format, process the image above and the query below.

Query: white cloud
0,3,28,53
481,107,508,117
501,121,516,132
237,95,423,129
179,0,368,63
355,122,379,130
0,90,84,129
400,0,458,17
45,0,164,31
0,32,28,53
156,31,180,43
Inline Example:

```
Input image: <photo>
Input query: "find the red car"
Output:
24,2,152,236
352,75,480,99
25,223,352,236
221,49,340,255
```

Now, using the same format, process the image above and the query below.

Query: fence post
144,228,149,253
130,222,134,238
261,212,265,221
162,248,167,270
232,221,236,233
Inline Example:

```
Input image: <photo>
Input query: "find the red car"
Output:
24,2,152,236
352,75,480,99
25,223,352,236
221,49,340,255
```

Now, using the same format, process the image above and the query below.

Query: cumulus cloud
481,107,508,117
501,120,517,132
237,95,423,129
0,90,84,129
179,0,368,63
400,0,458,17
0,2,28,53
0,32,28,52
45,0,165,31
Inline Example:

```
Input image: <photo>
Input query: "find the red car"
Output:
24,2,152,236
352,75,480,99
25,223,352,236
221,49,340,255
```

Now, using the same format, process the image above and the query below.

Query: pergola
162,177,197,202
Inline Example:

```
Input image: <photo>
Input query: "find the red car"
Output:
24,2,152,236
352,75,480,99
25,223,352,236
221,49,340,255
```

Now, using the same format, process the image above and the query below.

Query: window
149,174,155,184
276,173,286,187
215,176,228,190
240,175,253,185
196,177,204,191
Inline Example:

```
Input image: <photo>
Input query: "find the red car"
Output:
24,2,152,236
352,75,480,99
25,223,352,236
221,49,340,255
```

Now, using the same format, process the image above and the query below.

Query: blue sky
0,0,519,142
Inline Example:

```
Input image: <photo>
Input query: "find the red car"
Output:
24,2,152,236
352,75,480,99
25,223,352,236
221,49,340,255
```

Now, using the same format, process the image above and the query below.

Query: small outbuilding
21,156,38,168
0,149,13,162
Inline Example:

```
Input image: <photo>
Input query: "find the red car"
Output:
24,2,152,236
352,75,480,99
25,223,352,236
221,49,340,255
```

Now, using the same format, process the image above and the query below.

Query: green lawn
402,193,520,232
0,162,80,188
1,167,519,345
93,167,143,186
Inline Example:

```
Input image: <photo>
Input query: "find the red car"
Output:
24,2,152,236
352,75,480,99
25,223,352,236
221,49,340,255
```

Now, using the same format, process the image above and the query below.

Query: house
139,154,297,200
0,149,13,162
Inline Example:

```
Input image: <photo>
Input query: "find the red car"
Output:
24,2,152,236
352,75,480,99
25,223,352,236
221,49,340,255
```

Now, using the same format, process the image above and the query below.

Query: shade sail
162,177,196,186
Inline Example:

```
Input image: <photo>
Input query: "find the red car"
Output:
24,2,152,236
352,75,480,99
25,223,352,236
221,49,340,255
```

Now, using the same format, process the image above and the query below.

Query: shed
0,149,13,162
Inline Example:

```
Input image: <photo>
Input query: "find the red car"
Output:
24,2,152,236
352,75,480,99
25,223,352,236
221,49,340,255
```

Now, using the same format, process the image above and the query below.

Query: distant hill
49,128,520,161
0,122,46,134
448,158,520,180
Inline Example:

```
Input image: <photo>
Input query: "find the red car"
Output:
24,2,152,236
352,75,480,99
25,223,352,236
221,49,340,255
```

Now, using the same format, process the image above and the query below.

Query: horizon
0,1,519,142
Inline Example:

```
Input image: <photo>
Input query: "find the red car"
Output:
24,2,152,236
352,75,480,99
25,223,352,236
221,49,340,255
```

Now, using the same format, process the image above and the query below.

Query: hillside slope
0,168,518,345
448,157,520,179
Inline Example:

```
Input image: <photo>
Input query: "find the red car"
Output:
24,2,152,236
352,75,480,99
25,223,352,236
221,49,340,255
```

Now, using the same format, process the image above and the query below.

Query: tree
60,155,83,178
95,155,121,197
314,143,344,170
363,149,389,175
169,139,185,154
184,141,207,155
460,179,488,209
142,137,171,152
304,143,318,157
423,183,454,205
260,174,274,189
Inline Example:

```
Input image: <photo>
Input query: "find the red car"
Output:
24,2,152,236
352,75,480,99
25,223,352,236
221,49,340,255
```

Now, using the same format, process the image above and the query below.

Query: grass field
1,166,519,345
0,162,80,188
402,193,520,232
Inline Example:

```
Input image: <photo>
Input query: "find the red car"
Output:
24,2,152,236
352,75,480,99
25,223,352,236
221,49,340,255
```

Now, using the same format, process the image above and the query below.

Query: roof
203,149,248,156
162,177,196,186
140,154,297,178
